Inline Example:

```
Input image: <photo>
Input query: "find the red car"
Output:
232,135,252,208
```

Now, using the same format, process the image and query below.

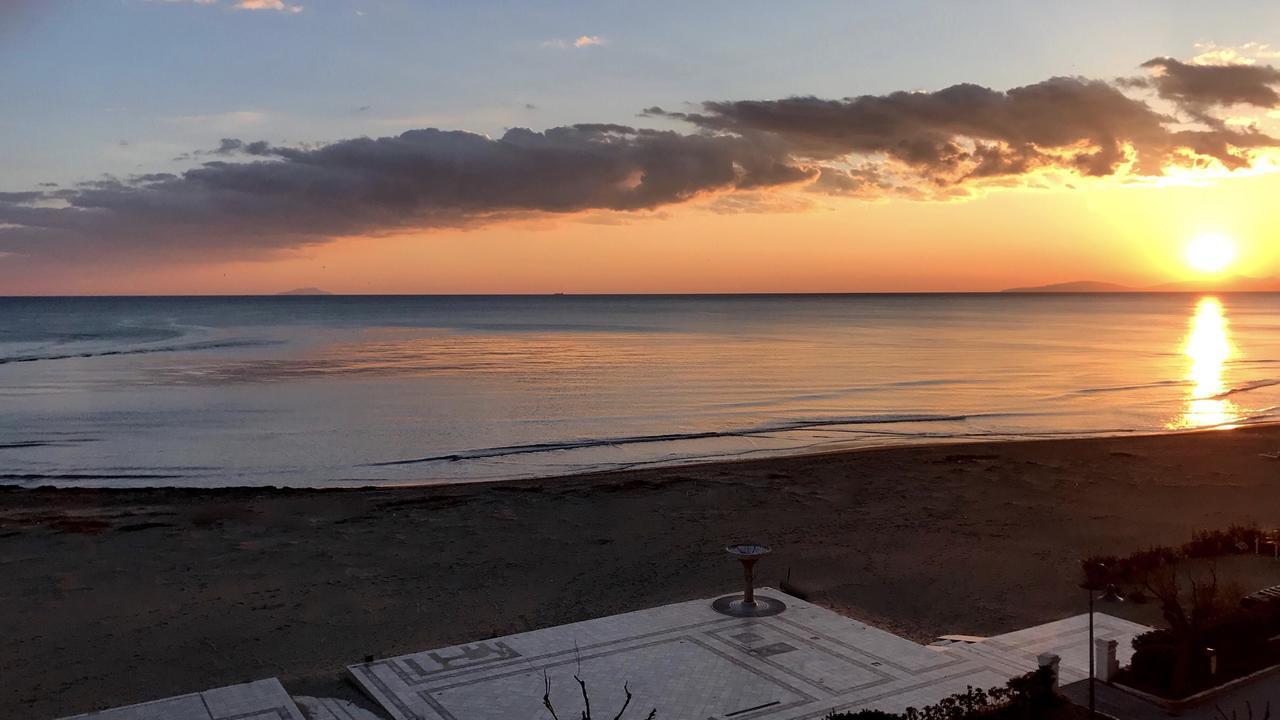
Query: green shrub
1126,631,1182,690
1185,526,1265,558
1122,606,1280,695
1083,524,1264,587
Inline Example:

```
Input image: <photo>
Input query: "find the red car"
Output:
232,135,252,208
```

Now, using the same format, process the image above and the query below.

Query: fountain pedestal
712,543,786,617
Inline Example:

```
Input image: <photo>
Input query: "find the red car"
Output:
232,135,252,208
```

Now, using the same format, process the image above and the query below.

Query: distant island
1003,275,1280,293
276,287,333,296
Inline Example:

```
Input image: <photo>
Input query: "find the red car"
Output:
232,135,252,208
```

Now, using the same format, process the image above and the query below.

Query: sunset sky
4,1,1280,294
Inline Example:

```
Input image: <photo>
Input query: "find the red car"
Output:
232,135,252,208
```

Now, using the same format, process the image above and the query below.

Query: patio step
294,695,389,720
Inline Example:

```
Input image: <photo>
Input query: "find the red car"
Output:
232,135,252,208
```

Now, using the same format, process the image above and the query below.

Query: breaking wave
0,339,278,365
368,414,973,466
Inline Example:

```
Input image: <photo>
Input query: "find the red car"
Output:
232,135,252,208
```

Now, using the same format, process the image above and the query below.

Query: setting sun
1185,234,1238,274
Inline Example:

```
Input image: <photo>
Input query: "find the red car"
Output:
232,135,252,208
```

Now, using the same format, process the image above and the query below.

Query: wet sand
4,426,1280,719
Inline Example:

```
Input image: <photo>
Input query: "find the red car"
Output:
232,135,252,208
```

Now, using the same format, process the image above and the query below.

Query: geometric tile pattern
293,695,387,720
55,678,304,720
348,589,1151,720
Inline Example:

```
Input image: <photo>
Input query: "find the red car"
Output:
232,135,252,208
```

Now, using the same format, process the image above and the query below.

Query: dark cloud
0,191,45,204
649,75,1271,182
172,137,274,162
809,166,892,196
0,125,811,262
131,173,181,183
211,138,274,156
3,57,1279,267
1138,57,1280,111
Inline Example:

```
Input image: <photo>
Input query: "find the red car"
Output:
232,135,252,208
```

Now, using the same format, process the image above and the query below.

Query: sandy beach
5,426,1280,719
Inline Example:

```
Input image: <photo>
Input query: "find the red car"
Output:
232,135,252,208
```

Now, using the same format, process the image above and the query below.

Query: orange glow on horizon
6,167,1280,296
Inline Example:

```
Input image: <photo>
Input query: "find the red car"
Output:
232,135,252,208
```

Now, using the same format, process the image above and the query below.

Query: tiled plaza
58,678,304,720
348,589,1150,720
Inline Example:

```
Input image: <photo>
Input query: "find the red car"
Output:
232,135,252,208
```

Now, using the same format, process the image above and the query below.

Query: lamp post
1088,582,1095,717
1082,563,1125,719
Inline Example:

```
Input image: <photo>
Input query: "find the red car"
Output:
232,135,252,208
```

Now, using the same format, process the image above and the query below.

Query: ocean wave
0,326,186,345
703,379,975,408
0,472,186,481
1211,379,1280,399
1071,377,1280,400
367,413,970,466
1072,380,1188,395
1240,408,1280,426
0,437,99,449
0,339,278,365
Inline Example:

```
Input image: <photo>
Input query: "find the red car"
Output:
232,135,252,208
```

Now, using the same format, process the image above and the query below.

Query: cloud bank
4,56,1280,265
1,127,808,261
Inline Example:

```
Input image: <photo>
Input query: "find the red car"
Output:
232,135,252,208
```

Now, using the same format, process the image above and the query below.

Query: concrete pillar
1037,653,1061,689
1094,639,1118,682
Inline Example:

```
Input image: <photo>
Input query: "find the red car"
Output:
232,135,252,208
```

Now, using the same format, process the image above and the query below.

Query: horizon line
5,289,1280,299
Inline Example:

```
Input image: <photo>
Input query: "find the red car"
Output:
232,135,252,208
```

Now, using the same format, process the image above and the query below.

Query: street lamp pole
1088,585,1096,718
1082,564,1124,720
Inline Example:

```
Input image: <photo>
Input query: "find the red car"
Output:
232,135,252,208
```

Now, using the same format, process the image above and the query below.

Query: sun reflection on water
1174,296,1239,429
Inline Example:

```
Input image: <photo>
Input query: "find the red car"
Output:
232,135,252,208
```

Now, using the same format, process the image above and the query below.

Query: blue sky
5,0,1279,191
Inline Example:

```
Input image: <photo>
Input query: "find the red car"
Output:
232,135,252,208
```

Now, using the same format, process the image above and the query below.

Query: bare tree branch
544,672,562,720
611,683,634,720
576,675,591,720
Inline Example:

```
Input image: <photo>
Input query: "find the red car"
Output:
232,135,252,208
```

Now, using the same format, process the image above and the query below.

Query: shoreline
5,425,1280,718
2,421,1271,494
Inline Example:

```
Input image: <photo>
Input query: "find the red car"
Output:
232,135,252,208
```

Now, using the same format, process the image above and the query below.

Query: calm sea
2,294,1278,488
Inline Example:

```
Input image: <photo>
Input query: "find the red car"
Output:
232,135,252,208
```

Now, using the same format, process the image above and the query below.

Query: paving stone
57,678,304,720
294,695,388,720
347,588,1150,720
